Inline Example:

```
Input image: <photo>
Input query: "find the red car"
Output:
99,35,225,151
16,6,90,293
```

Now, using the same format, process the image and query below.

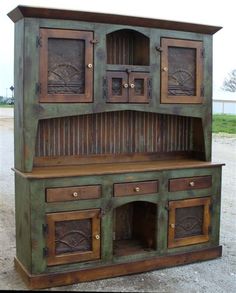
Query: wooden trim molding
8,6,222,35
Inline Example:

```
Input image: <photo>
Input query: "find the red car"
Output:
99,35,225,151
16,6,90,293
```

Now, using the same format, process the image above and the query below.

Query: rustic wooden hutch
8,6,224,289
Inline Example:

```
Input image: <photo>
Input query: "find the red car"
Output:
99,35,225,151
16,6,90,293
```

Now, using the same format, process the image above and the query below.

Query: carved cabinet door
45,209,100,266
168,197,211,248
39,29,93,103
161,38,203,104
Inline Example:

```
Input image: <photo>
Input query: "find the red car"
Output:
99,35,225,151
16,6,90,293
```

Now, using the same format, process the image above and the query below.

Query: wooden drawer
169,175,212,192
46,185,101,202
114,180,158,197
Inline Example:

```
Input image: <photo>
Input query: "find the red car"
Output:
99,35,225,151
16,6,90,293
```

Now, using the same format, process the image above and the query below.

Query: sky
1,0,236,97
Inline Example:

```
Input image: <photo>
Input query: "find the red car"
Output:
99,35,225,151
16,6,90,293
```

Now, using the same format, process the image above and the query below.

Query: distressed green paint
11,8,223,283
210,167,223,245
30,180,47,274
15,174,31,271
14,19,24,170
23,18,40,172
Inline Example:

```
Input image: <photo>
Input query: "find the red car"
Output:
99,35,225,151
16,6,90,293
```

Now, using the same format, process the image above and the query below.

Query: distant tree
222,69,236,92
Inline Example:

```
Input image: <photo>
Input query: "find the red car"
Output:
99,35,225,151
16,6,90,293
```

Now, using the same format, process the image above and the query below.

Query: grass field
212,114,236,134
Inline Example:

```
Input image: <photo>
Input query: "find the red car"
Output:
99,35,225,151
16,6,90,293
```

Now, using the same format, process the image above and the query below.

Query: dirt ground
0,116,235,292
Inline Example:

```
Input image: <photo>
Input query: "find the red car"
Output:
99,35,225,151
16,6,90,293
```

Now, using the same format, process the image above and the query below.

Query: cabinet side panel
14,19,24,170
15,174,31,271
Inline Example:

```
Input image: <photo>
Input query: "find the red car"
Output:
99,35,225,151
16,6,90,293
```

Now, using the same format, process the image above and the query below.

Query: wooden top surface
8,5,222,35
13,160,224,179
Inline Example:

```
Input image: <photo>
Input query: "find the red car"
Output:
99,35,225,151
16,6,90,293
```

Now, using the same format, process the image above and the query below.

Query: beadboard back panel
34,111,203,166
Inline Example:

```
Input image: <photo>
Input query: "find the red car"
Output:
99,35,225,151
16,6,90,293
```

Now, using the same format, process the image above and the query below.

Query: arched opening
113,201,157,256
106,29,150,65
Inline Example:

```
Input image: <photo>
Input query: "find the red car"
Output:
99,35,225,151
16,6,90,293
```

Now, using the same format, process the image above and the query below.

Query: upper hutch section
8,6,221,172
8,5,221,107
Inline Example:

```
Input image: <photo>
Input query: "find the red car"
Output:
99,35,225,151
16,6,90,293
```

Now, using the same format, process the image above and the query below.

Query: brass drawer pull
72,192,79,198
134,187,140,192
170,223,175,229
95,234,100,240
123,83,129,88
162,67,168,72
189,181,195,187
87,63,93,69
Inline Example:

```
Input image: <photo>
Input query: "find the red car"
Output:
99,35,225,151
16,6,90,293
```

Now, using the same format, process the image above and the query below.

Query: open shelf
113,201,157,256
107,29,150,65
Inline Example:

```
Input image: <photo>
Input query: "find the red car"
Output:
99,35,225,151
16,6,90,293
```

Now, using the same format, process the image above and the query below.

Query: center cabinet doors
39,29,93,103
107,71,150,103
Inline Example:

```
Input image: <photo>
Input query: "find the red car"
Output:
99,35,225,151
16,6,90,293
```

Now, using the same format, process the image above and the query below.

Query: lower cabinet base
15,246,222,289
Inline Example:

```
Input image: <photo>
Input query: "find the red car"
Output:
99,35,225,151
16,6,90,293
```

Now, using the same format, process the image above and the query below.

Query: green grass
213,114,236,134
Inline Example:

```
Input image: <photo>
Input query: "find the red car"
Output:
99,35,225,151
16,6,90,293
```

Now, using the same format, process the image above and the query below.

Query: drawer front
114,180,159,197
169,175,212,192
46,185,101,202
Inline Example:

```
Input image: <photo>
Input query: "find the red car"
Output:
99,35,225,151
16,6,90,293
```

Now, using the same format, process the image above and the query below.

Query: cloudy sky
1,0,235,97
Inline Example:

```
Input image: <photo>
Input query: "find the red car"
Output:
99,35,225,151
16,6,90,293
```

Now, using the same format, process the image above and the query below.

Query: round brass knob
162,67,168,72
95,234,100,240
87,63,93,69
134,187,140,192
130,83,135,88
123,83,129,88
189,181,195,187
170,223,175,229
72,192,79,197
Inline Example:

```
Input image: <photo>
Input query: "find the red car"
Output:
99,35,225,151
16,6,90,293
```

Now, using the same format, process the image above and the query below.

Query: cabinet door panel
161,38,203,104
168,197,210,248
39,29,93,103
129,72,150,103
46,209,100,265
107,72,128,102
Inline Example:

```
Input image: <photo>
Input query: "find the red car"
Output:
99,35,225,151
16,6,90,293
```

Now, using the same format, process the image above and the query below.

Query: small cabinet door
107,71,150,103
161,38,203,104
168,197,211,248
107,72,129,102
45,209,100,266
129,72,149,103
39,29,93,103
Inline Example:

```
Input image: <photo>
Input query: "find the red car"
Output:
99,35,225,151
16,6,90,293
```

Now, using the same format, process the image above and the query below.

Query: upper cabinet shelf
106,29,149,66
